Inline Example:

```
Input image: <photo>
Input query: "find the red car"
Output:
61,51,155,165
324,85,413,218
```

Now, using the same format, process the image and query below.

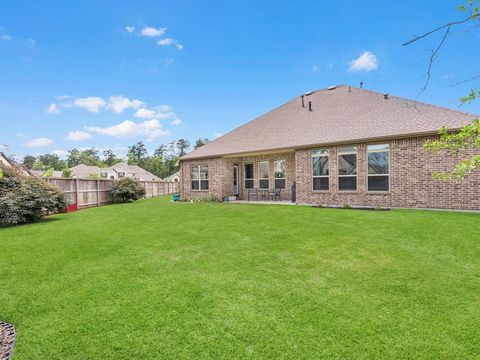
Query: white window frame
100,171,108,179
367,144,390,192
338,146,357,192
259,160,270,190
244,161,254,189
117,171,125,178
311,149,329,191
274,159,286,189
191,164,209,191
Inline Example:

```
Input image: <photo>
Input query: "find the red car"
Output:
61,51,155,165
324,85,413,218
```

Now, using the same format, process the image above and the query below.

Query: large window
367,144,389,191
191,165,209,190
274,160,286,189
117,172,125,178
338,146,357,191
259,161,269,189
244,162,254,189
312,149,329,191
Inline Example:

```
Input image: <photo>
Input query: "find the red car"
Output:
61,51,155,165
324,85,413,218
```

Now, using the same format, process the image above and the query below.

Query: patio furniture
258,189,270,201
268,188,282,202
246,188,258,201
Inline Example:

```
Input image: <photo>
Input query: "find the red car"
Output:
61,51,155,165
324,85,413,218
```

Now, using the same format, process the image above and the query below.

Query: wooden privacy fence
46,178,179,209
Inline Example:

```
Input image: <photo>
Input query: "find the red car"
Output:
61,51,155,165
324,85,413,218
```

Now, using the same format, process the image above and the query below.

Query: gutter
179,128,457,161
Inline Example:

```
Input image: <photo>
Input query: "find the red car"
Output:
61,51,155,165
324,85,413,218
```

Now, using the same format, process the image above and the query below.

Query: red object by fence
66,203,77,212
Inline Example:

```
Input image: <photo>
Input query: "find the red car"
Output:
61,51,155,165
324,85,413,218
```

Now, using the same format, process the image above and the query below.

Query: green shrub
0,166,68,226
112,177,146,203
62,168,73,178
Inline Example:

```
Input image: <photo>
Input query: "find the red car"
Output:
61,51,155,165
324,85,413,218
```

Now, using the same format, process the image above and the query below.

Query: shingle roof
70,164,102,178
106,162,162,181
181,85,478,160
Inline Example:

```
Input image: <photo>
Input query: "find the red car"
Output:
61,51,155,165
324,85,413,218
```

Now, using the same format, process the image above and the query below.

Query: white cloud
133,105,174,119
86,119,170,141
16,133,27,138
65,131,93,141
46,103,59,114
0,144,10,151
125,26,135,33
55,94,71,100
133,108,157,118
24,137,53,147
214,132,223,138
52,149,69,158
73,96,106,113
24,38,36,47
312,65,318,72
348,51,379,72
140,27,167,37
157,38,183,50
157,38,174,46
170,118,181,125
107,95,144,114
1,34,11,41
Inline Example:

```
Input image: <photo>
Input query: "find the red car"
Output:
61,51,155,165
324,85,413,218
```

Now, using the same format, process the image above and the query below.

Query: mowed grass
1,197,480,359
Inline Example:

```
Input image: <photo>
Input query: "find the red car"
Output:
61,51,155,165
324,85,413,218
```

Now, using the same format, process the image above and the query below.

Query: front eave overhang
178,128,462,162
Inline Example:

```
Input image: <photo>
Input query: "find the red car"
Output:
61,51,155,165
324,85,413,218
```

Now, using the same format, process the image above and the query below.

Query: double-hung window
338,146,357,191
312,149,329,190
274,160,286,189
367,144,389,191
191,165,209,190
259,161,269,189
244,162,254,189
117,172,125,178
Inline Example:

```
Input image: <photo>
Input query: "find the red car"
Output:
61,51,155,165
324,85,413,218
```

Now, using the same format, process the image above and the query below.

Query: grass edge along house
179,85,480,210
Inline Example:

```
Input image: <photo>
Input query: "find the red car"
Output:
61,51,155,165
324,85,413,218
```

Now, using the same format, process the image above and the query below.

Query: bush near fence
46,178,179,209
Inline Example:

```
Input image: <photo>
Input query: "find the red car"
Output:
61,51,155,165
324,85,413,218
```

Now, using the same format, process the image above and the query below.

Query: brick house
179,86,480,210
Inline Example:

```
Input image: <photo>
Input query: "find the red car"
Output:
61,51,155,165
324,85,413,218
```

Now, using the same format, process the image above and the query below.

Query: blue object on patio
172,194,180,201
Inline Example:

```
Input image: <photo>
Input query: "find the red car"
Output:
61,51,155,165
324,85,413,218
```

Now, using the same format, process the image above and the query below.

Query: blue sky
1,0,479,160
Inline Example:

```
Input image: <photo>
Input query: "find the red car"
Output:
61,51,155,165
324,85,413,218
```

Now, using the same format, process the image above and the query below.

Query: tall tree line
21,138,209,179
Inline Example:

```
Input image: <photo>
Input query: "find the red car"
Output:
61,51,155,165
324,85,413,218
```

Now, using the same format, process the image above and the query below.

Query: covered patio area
224,150,296,202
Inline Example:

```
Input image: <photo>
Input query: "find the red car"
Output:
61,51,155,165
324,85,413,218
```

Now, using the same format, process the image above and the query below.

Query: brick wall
180,136,479,210
180,158,229,200
295,136,480,210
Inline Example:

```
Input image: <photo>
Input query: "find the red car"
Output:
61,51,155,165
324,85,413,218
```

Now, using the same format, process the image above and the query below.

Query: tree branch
447,74,480,87
403,13,479,97
402,16,473,46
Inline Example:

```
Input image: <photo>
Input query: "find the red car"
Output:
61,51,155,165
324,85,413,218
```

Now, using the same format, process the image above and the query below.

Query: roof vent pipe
360,81,364,89
308,101,312,111
301,95,305,108
383,93,389,100
349,85,351,92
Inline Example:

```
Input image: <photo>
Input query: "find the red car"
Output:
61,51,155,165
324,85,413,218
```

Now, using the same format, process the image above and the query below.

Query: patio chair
246,188,258,201
268,188,281,202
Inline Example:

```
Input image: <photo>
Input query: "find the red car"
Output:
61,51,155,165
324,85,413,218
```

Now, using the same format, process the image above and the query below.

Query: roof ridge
339,85,479,118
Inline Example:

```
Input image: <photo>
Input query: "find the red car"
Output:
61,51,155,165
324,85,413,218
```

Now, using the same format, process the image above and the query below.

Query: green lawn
1,197,479,359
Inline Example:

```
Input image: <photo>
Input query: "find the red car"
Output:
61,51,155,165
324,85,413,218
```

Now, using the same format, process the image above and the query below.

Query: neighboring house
165,171,180,183
30,169,63,178
179,85,480,210
0,152,32,176
30,162,162,181
101,162,162,181
70,164,102,178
